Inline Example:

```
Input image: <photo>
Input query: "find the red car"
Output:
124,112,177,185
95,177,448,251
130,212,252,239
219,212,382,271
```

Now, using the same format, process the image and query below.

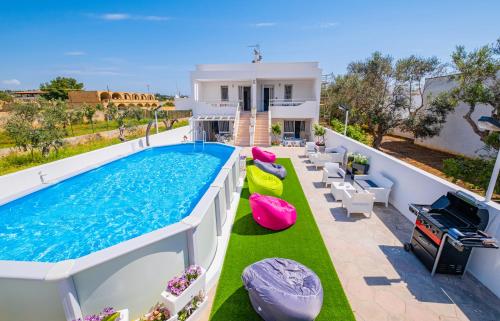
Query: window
218,121,230,133
220,86,229,101
284,121,295,138
283,120,305,139
284,84,293,100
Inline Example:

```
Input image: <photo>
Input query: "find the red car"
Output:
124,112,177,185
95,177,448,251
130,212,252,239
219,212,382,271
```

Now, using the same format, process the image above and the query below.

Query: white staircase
235,112,251,146
253,112,270,146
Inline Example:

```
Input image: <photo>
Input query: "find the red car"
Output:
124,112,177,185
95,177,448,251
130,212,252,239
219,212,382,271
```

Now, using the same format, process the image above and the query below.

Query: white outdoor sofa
322,162,346,187
343,189,375,218
353,174,394,207
309,146,347,169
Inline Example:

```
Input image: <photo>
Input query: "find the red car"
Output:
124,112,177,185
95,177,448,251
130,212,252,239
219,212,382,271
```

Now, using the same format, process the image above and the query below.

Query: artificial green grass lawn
209,158,355,321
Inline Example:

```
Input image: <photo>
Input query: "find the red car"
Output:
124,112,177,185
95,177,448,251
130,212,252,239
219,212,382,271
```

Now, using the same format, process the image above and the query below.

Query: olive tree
445,40,500,149
323,52,453,148
82,103,97,133
5,100,67,158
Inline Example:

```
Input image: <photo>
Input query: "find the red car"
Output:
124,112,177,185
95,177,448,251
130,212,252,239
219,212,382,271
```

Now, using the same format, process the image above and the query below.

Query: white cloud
97,13,170,21
64,51,86,56
60,67,125,76
2,79,21,86
254,22,277,27
101,13,130,21
143,15,170,21
319,22,339,28
303,22,340,29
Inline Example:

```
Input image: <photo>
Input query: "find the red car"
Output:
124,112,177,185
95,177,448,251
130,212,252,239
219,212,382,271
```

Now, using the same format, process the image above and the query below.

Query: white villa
176,62,322,146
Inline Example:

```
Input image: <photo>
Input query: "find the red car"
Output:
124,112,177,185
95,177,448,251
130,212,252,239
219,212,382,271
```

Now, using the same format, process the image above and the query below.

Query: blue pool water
0,143,234,263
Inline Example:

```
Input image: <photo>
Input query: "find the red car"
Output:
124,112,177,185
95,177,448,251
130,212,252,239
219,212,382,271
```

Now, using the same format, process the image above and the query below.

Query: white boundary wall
326,128,500,298
0,127,243,321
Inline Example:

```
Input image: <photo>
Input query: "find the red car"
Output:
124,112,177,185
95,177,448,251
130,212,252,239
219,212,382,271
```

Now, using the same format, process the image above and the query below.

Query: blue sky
1,0,499,94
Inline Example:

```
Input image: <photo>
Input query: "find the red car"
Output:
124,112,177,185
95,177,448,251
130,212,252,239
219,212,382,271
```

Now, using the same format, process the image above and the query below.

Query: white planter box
161,268,206,315
134,311,177,321
183,297,208,321
116,309,129,321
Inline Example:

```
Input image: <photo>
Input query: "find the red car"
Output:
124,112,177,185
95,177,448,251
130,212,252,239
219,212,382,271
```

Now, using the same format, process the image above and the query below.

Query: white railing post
233,102,241,145
268,108,272,145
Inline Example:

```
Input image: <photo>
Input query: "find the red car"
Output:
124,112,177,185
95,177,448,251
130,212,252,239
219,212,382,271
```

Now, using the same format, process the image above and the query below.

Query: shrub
443,157,500,194
331,118,372,145
313,123,326,145
271,123,282,145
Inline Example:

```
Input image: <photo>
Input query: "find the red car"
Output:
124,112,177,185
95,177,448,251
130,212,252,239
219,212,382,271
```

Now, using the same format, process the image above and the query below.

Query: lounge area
205,146,500,321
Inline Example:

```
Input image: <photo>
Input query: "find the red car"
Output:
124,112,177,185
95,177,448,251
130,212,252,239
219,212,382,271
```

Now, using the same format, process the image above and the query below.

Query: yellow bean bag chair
247,165,283,197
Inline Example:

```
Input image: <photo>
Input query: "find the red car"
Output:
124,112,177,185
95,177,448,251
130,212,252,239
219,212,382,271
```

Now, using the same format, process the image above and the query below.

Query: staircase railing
267,109,272,146
232,102,241,145
250,110,256,146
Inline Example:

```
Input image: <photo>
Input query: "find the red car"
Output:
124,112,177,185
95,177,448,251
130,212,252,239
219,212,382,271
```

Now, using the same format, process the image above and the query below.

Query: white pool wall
0,127,242,321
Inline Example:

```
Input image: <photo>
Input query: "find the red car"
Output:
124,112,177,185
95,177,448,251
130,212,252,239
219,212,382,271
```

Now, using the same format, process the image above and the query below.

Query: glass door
263,86,274,111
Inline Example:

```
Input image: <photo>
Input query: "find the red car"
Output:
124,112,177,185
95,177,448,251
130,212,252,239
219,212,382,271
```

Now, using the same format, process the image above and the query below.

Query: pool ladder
193,130,206,151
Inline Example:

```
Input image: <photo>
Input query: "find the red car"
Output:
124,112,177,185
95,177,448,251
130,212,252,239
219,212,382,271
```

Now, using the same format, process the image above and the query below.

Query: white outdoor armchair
324,146,347,165
304,142,316,156
343,190,375,218
309,152,334,169
322,162,346,187
309,146,347,169
353,174,394,207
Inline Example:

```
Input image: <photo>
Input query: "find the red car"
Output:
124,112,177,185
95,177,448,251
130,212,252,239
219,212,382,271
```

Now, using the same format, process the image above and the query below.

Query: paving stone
375,289,407,315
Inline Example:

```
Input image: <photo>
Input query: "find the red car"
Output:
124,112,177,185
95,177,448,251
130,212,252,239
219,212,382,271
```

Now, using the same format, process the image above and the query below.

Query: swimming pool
0,143,234,263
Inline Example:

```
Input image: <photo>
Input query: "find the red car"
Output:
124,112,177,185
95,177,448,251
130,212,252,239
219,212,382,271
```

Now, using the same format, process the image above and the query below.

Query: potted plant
74,307,128,321
177,293,207,321
352,153,370,175
161,265,206,315
271,123,282,145
313,124,326,152
139,303,175,321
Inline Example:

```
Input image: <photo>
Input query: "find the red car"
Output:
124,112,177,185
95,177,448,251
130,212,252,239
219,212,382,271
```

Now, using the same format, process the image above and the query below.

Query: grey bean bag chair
242,258,323,321
254,159,287,179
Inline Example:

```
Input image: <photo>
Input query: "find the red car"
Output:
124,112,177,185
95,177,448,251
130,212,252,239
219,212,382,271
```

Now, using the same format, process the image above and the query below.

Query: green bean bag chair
247,165,283,197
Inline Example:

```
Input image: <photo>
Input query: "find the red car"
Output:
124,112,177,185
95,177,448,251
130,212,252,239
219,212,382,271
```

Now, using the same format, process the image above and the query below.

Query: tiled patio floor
203,147,500,321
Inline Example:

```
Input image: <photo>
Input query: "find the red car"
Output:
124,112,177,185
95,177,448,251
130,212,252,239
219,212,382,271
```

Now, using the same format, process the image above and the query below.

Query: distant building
68,90,159,108
392,75,495,158
11,90,45,102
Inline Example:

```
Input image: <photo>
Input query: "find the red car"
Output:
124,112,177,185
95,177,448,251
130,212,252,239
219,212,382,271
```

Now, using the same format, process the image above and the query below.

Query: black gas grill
406,191,498,276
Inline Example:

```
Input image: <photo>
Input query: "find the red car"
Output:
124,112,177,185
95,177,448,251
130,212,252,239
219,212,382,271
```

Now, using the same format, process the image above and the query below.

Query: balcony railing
203,100,240,108
269,99,309,107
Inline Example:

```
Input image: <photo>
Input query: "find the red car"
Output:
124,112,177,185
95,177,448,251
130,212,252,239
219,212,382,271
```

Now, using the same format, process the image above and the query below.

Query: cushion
242,258,323,321
254,159,287,180
252,146,277,163
357,179,378,189
247,165,283,197
249,193,296,231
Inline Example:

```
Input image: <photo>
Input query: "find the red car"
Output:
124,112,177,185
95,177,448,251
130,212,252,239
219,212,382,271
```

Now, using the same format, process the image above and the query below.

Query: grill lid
429,191,489,230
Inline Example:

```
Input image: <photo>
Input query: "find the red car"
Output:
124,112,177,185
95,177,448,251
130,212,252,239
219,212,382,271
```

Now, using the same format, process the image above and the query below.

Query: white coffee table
331,181,356,202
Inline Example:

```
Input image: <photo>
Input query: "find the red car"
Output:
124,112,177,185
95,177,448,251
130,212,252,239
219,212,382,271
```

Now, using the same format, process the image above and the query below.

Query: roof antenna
248,44,262,63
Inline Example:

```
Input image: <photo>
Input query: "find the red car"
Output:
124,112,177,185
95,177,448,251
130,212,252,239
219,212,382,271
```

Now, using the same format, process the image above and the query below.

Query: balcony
269,99,318,119
193,100,239,116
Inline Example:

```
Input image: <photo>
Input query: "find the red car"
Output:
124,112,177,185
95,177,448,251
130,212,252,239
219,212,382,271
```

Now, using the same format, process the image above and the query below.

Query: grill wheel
404,242,413,252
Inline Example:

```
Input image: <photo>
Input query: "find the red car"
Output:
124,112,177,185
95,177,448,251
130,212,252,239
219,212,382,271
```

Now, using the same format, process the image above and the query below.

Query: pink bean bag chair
249,193,297,231
252,146,276,163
